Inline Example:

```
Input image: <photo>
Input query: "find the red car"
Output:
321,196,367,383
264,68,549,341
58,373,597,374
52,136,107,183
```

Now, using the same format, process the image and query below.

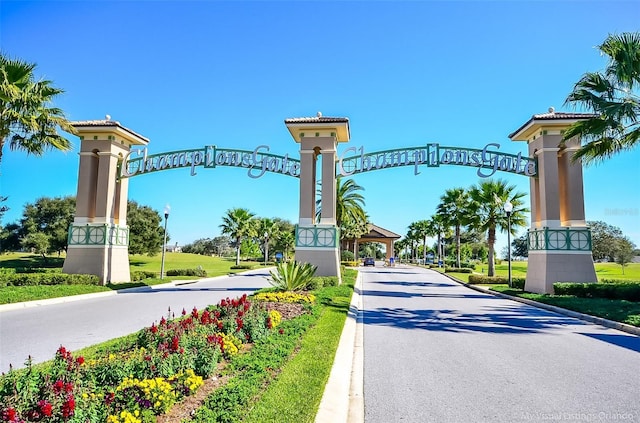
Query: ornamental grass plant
268,261,317,292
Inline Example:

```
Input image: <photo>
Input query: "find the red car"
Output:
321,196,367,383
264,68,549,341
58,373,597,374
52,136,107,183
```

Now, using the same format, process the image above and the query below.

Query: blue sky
1,1,639,254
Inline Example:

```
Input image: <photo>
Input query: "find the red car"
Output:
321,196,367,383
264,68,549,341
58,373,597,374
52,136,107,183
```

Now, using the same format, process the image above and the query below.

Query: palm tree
219,208,256,266
317,177,366,227
563,32,640,164
408,220,431,265
468,179,528,277
426,213,448,266
0,54,75,166
275,231,295,261
256,217,278,261
437,188,473,268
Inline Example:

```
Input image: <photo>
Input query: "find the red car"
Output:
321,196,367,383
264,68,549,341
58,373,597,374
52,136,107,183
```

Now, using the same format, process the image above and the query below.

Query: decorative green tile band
67,224,129,247
527,227,592,251
295,225,339,248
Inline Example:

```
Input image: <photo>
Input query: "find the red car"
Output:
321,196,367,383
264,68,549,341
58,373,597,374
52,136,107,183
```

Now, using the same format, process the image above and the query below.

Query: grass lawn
489,284,640,327
0,252,263,305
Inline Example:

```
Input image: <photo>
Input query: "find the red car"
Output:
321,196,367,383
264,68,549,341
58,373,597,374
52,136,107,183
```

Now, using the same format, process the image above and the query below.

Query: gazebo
346,223,401,262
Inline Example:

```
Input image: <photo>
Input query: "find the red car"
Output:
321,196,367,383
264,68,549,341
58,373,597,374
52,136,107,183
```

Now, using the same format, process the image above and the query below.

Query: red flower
105,392,115,405
150,323,158,334
171,336,180,352
3,407,17,421
53,379,64,394
38,400,53,417
181,308,187,316
238,310,244,317
76,356,85,366
279,329,284,335
62,394,75,418
191,307,199,319
220,299,227,307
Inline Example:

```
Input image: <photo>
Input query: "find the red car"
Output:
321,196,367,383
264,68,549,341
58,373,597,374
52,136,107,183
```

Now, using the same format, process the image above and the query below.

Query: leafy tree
468,179,528,276
0,196,8,221
0,54,75,166
437,187,473,267
274,231,295,261
428,213,449,265
219,208,256,265
512,233,529,258
256,217,278,260
615,237,635,274
20,196,75,255
21,231,49,259
127,200,165,255
0,223,20,252
588,220,624,261
563,32,640,163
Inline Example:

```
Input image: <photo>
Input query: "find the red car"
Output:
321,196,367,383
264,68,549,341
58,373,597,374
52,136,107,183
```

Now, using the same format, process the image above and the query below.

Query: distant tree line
0,197,166,257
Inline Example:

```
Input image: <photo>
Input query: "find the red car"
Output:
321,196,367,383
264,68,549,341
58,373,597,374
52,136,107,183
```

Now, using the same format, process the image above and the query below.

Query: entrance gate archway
63,110,597,293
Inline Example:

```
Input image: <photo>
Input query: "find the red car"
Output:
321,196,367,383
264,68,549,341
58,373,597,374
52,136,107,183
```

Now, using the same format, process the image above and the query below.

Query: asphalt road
0,269,272,373
361,265,640,423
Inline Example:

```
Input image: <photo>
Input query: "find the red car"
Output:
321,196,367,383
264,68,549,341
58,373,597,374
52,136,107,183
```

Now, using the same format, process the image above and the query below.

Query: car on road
363,257,375,266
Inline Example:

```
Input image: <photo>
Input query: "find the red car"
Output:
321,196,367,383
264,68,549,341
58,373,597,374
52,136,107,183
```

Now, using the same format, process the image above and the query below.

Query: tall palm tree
563,32,640,164
468,179,528,276
426,213,448,266
317,177,366,227
408,220,431,264
256,217,278,261
0,54,75,166
340,214,369,257
219,208,256,266
437,187,473,268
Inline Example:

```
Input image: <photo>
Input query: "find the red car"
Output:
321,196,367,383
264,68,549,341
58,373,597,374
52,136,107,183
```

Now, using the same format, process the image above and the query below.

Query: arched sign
119,142,537,180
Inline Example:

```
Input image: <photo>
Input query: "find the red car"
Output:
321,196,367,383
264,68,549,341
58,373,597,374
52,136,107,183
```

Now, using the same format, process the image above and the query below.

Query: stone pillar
63,118,149,284
509,109,597,293
285,114,350,282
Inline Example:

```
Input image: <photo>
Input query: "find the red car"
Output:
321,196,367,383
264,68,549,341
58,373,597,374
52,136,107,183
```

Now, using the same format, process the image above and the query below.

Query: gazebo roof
359,224,401,240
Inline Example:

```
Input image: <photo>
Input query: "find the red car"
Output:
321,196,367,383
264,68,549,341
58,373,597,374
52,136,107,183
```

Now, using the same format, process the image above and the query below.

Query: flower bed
0,293,311,422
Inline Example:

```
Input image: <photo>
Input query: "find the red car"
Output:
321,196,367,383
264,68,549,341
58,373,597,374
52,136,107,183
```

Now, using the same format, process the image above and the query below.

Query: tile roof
508,109,598,139
284,116,349,124
362,223,402,240
71,119,150,142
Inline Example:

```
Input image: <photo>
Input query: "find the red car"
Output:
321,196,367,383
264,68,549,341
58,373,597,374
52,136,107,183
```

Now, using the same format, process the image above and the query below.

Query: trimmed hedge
445,267,473,274
166,268,207,277
0,273,100,286
130,270,157,281
553,282,640,301
230,264,255,270
468,275,525,289
340,261,359,267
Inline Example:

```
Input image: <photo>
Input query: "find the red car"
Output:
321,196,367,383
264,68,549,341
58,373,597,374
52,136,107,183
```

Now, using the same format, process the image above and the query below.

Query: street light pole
160,204,170,279
503,200,513,288
264,231,269,265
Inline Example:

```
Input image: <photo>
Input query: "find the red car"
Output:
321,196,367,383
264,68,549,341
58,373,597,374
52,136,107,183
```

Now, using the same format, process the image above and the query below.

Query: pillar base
62,223,131,285
295,224,342,284
526,251,597,294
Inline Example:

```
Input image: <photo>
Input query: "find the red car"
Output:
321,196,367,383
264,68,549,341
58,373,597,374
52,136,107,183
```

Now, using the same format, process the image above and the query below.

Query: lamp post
264,232,269,265
503,200,513,288
160,204,170,279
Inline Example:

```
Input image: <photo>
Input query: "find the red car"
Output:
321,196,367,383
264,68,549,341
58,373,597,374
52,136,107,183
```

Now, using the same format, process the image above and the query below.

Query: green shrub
230,264,255,270
0,273,100,286
130,270,157,281
166,268,207,277
341,250,355,261
468,275,525,289
445,267,473,274
553,282,640,301
340,261,359,267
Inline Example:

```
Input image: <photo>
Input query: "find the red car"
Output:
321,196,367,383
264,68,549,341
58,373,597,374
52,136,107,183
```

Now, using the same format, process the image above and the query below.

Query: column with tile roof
510,109,597,293
285,114,350,282
62,118,149,284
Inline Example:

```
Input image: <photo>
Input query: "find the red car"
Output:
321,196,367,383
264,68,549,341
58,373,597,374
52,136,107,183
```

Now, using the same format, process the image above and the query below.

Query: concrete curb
0,276,230,313
442,273,640,337
315,271,364,423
